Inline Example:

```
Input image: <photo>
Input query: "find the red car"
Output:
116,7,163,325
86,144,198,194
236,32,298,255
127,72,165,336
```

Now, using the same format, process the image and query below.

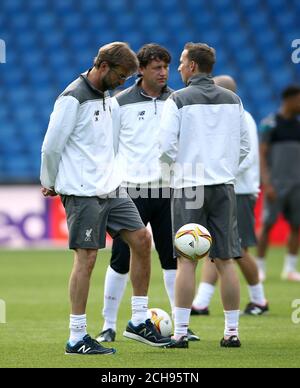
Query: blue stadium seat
0,0,298,182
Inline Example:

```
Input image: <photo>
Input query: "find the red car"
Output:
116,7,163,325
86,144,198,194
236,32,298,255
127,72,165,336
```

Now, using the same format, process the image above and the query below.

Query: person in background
192,75,269,317
257,85,300,282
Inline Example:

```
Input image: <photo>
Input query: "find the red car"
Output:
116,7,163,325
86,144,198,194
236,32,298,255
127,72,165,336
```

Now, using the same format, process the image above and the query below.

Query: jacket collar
187,73,214,86
80,69,107,98
135,77,171,100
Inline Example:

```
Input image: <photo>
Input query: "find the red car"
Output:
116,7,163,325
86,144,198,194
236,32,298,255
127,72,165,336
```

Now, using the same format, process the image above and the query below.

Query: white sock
283,254,298,273
102,266,128,332
224,310,239,338
69,314,87,346
174,307,191,340
163,269,176,315
192,282,215,309
248,283,266,306
256,257,266,273
131,296,148,326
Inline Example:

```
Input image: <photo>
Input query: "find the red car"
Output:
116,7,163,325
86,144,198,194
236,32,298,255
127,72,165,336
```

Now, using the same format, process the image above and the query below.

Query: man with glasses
41,42,172,355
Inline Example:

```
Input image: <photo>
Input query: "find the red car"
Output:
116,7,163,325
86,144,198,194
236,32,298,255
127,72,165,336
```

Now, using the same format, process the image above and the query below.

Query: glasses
110,67,135,81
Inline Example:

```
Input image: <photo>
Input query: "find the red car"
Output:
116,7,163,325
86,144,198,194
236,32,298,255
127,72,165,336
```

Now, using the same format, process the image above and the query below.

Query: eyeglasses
110,67,135,81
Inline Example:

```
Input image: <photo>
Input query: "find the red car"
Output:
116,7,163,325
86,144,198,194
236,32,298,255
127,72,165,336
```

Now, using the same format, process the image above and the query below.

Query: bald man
192,75,269,316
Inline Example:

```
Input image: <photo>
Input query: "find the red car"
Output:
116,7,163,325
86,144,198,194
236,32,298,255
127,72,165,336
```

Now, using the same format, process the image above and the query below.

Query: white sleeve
239,102,251,166
237,112,258,176
159,97,181,164
40,96,79,189
111,96,121,155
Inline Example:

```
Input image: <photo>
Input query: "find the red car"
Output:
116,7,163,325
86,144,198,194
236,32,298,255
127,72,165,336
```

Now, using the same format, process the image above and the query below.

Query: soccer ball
147,308,173,337
174,223,212,260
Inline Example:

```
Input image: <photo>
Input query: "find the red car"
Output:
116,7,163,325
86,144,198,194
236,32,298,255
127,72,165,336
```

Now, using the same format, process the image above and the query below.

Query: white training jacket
40,71,122,196
159,74,250,188
112,79,173,187
235,111,260,195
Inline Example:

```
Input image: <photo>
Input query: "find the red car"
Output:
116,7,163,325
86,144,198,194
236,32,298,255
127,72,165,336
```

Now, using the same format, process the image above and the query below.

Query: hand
264,184,277,202
41,187,57,197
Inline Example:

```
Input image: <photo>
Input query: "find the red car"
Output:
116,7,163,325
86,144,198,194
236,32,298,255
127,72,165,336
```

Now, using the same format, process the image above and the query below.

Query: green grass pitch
0,248,300,368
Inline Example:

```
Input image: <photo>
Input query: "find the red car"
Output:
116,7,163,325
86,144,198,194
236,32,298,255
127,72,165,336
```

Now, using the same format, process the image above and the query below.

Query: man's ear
190,61,197,72
99,61,110,71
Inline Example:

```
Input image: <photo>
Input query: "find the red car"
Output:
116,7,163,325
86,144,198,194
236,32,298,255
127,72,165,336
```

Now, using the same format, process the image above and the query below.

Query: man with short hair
160,43,250,348
257,85,300,282
192,75,268,317
96,43,200,344
41,42,172,355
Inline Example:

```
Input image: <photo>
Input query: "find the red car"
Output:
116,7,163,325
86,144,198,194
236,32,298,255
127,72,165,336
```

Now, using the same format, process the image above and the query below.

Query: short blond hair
94,42,139,74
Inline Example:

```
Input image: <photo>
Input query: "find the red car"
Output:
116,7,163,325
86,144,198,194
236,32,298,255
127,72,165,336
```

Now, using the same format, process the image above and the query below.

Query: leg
121,227,152,296
69,248,98,315
151,196,177,314
97,237,130,341
237,248,259,286
192,257,218,314
68,248,112,350
287,225,300,255
100,194,151,339
237,249,268,314
62,195,116,354
214,259,240,311
168,257,198,343
282,225,300,281
214,258,241,346
175,257,198,308
121,227,172,346
256,224,272,259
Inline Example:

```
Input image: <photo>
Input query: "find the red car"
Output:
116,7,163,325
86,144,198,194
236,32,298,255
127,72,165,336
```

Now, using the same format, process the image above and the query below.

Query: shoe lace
84,335,100,348
144,319,165,338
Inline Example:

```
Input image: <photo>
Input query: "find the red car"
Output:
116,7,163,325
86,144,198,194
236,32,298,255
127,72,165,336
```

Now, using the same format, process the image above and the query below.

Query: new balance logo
84,229,93,242
78,345,91,354
94,110,100,121
139,328,152,337
138,111,146,120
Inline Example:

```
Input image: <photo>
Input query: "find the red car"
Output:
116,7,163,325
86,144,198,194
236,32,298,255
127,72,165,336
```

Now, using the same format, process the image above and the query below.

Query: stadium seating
0,0,299,182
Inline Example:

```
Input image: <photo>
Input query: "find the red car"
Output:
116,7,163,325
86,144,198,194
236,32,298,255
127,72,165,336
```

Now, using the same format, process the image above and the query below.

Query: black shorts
236,194,257,249
263,185,300,227
172,185,241,260
110,188,177,274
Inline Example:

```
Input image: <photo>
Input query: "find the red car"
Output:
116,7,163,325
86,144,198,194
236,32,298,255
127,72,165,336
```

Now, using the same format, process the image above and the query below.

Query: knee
85,250,97,273
133,228,152,254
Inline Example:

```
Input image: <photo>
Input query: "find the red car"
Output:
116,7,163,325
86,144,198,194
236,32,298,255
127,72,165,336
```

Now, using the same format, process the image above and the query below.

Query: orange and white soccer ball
147,308,173,337
174,223,212,260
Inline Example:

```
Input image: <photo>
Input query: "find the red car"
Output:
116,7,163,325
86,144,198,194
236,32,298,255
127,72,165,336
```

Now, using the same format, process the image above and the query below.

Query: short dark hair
137,43,171,68
184,42,216,73
94,42,139,74
281,85,300,100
